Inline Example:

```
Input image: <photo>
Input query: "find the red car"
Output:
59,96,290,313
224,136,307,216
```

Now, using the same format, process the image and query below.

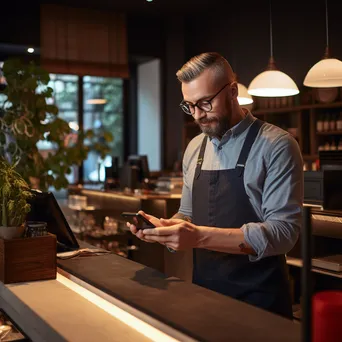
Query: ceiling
44,0,223,15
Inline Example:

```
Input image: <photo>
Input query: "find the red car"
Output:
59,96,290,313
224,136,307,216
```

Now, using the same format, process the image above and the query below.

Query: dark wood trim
159,57,165,171
78,76,84,183
123,62,138,161
41,59,129,79
254,101,342,115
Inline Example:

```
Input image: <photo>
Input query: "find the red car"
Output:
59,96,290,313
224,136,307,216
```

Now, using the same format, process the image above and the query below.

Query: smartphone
121,212,156,230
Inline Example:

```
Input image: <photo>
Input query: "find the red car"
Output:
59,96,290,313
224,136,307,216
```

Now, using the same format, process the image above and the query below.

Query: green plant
0,158,32,227
0,59,113,190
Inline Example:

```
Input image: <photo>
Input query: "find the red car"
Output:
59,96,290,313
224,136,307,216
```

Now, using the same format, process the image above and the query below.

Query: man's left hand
142,219,203,251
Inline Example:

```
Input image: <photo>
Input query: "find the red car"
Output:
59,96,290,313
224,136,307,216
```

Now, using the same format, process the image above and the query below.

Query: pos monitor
26,190,79,253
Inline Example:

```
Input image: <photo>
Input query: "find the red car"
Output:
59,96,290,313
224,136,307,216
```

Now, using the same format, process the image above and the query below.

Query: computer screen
127,155,150,182
26,190,79,252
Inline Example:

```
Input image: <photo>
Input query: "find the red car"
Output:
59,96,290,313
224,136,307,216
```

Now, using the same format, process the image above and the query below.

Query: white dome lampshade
303,0,342,88
237,83,253,105
248,58,299,97
304,57,342,88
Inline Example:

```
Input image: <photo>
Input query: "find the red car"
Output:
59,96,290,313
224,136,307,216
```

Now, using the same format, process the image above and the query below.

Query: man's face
181,69,236,138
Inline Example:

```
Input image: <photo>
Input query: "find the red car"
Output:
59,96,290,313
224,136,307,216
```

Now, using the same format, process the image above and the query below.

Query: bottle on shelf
338,139,342,150
316,115,323,132
323,113,330,131
329,113,336,131
318,144,324,152
324,141,331,150
337,112,342,131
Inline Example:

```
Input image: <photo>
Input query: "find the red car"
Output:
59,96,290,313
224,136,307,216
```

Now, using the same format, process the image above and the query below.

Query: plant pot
0,226,25,239
0,233,57,284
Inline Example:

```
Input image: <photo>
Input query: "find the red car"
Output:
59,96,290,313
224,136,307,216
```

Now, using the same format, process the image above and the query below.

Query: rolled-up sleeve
241,134,304,261
178,151,193,218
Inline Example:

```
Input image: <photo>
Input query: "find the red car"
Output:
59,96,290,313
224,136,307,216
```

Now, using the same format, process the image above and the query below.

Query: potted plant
0,158,33,239
0,58,113,191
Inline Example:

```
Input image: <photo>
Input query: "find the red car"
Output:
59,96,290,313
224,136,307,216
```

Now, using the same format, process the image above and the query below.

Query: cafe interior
1,0,342,341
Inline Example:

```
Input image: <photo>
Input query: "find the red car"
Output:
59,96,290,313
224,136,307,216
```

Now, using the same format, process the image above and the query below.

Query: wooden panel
40,5,129,78
0,234,57,284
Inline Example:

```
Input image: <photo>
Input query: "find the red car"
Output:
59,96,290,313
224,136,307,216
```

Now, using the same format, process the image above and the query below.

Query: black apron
192,119,292,318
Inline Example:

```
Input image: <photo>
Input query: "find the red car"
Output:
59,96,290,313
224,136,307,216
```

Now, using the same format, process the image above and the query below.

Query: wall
163,16,186,170
185,0,342,90
137,59,161,171
126,14,165,60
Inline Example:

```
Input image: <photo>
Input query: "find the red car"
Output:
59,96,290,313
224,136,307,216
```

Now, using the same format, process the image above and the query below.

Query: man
128,52,303,319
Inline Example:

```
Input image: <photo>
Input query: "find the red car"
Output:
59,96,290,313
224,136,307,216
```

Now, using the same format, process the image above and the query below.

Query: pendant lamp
231,17,254,106
237,83,253,105
248,0,299,97
304,0,342,88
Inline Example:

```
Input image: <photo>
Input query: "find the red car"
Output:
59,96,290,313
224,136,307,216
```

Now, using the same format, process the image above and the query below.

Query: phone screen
122,212,155,230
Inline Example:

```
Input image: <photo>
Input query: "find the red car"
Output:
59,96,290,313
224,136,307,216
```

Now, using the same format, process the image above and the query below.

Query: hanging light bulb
237,83,253,105
304,0,342,88
248,1,299,97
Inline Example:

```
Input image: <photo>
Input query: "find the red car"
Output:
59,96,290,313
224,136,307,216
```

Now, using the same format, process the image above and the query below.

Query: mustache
196,117,217,125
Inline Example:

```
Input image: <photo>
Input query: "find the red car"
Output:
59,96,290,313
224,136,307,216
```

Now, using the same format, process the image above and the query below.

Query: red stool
313,290,342,342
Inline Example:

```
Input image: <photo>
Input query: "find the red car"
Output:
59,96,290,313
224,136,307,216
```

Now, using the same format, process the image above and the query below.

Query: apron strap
236,119,264,176
194,135,208,180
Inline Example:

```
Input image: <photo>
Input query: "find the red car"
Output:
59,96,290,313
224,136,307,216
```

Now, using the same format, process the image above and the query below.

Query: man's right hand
126,210,162,242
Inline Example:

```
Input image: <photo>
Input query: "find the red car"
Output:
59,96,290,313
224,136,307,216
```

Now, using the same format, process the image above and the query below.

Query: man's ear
230,81,238,98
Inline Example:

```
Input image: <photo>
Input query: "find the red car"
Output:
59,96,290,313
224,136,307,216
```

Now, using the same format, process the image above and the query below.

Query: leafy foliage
0,59,113,190
0,158,32,227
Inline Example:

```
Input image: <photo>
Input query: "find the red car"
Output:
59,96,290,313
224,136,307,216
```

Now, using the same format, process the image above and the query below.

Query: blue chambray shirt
179,111,304,261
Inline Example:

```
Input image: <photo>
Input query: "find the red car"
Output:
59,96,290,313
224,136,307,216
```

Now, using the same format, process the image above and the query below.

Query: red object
313,291,342,342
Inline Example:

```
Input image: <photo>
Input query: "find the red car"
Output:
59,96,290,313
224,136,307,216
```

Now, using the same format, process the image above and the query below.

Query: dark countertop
57,252,300,342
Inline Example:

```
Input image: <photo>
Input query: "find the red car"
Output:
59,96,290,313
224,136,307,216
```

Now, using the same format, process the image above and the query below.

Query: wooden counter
67,187,193,282
0,241,301,342
56,251,300,342
0,275,151,342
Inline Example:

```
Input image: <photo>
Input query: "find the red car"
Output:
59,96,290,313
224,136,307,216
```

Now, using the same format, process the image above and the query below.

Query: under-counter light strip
57,273,179,342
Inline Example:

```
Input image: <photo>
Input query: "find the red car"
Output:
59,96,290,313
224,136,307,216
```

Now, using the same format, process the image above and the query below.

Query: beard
195,115,230,138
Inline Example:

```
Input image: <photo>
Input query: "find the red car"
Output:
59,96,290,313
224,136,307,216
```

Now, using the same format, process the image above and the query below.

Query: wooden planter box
0,233,57,284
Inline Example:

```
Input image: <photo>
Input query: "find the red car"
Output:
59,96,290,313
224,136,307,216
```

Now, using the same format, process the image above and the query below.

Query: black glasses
179,83,230,115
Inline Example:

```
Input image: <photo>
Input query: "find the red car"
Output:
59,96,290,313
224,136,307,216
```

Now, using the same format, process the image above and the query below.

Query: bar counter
0,247,300,342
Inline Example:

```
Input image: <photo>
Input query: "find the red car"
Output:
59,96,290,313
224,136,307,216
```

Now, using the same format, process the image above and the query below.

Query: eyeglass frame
179,82,231,115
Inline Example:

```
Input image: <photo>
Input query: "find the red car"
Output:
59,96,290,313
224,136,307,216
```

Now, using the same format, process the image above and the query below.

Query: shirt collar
229,109,255,138
210,109,256,146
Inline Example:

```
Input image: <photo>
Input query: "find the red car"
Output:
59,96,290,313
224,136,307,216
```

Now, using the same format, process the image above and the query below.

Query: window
41,74,124,184
83,76,124,182
37,74,79,184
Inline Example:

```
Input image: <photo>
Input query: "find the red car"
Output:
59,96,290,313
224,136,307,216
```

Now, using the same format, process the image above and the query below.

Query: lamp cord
269,0,273,58
325,0,329,48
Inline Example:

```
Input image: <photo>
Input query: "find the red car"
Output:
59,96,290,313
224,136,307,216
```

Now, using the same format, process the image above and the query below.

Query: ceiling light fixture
86,98,107,105
303,0,342,88
27,48,34,54
237,83,253,105
248,0,299,97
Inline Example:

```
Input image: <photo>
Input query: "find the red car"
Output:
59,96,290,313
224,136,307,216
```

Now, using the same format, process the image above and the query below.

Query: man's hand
126,210,162,242
142,219,204,251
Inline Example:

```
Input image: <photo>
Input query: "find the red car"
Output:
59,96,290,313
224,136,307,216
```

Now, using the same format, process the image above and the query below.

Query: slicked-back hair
176,52,236,83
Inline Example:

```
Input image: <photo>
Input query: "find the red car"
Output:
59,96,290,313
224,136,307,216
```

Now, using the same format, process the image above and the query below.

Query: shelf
253,101,342,115
302,154,318,160
286,256,342,279
316,130,342,135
